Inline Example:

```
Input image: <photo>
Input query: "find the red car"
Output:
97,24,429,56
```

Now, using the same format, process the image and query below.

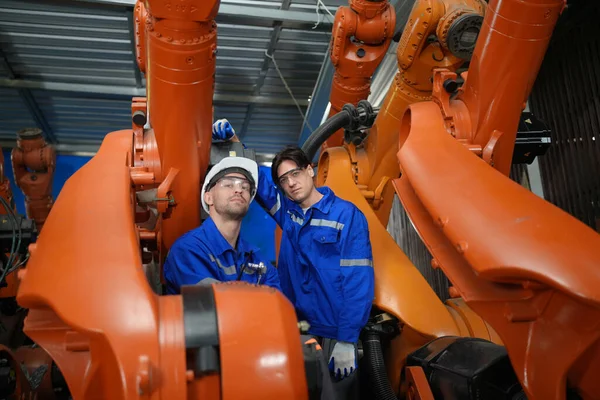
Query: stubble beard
215,200,248,221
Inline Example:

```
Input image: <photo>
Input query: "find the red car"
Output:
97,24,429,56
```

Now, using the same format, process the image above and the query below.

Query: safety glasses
278,167,305,187
216,177,253,193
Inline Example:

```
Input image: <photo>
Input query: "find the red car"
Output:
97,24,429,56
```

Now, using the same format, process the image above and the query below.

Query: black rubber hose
301,110,353,161
363,332,398,400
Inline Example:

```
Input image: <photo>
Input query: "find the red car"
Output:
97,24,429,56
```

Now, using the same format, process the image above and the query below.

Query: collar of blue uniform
201,217,259,256
289,186,335,215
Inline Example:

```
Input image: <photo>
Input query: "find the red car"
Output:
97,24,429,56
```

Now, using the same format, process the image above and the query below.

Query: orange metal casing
144,0,219,250
213,283,308,400
357,0,486,226
395,0,600,398
11,129,56,232
14,2,312,399
17,130,188,399
324,0,396,149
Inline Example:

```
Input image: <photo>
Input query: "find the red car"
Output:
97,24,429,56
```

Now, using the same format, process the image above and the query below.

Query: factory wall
1,151,277,263
529,1,600,232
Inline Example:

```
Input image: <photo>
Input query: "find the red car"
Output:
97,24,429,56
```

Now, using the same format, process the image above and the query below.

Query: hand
328,341,356,380
212,118,235,141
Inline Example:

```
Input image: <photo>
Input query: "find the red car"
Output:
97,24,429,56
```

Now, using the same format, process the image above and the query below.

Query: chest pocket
312,230,341,264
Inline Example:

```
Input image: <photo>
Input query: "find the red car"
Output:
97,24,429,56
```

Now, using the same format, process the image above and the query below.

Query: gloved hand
328,341,356,380
212,118,235,141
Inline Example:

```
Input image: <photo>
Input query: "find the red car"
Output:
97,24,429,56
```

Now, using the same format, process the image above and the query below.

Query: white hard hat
201,157,259,213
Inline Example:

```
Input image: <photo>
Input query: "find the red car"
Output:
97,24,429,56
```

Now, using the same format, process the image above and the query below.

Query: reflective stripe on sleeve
270,194,281,216
310,219,345,231
209,254,237,275
340,259,373,267
196,277,220,285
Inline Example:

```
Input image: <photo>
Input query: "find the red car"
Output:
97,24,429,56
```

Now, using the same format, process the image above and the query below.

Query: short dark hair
271,146,311,185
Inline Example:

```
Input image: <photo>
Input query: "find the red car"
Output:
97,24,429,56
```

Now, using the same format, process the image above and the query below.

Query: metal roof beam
297,44,333,148
239,0,293,140
72,1,332,27
0,49,57,143
0,78,309,106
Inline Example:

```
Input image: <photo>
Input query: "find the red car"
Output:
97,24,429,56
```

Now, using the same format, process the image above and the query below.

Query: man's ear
307,165,315,178
204,191,214,208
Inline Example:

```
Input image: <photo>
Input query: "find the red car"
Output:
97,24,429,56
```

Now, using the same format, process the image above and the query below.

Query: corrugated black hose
301,109,353,161
363,332,398,400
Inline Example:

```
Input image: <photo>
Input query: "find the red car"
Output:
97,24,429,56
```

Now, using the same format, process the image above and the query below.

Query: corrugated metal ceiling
0,0,344,156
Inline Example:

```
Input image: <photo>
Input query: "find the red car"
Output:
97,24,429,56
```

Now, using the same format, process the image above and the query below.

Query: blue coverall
255,166,374,343
163,217,281,294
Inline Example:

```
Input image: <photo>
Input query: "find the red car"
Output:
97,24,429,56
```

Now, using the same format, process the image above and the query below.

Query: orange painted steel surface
405,366,435,400
394,0,600,398
324,0,395,149
17,130,186,399
445,298,501,344
11,128,56,232
455,0,562,177
395,0,485,103
8,0,599,397
214,283,308,399
342,0,485,226
145,0,218,250
11,0,311,398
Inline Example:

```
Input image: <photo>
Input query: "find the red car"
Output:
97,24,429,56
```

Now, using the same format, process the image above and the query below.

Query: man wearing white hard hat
163,157,281,294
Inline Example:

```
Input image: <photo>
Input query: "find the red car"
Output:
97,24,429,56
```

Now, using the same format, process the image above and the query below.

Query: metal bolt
436,216,448,228
455,241,468,254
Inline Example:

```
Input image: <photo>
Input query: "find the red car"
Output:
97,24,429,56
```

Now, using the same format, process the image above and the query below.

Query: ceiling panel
0,88,38,140
0,0,342,156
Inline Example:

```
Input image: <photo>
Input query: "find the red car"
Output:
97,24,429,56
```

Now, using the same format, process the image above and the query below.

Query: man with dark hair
213,119,374,395
163,156,280,294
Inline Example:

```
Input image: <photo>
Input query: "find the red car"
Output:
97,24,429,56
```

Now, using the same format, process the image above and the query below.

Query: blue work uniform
163,217,281,294
255,166,374,343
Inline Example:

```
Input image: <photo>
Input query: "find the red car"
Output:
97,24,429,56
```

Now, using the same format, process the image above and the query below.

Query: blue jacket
255,166,374,343
163,217,281,294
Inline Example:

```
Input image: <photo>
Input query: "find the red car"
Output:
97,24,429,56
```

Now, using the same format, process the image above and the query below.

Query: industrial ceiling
0,0,412,159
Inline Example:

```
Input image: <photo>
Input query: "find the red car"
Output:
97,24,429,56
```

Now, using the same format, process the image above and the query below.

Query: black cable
301,110,353,161
301,101,379,161
236,264,247,281
236,251,253,281
0,197,21,286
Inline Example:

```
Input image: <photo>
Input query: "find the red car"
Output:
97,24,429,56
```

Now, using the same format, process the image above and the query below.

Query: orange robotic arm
0,150,14,215
363,0,486,225
304,3,490,392
317,0,486,225
11,128,56,232
324,0,396,149
395,0,600,398
12,1,310,399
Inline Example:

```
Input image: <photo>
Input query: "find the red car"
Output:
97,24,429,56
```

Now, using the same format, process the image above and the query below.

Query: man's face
276,160,315,204
205,172,253,220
